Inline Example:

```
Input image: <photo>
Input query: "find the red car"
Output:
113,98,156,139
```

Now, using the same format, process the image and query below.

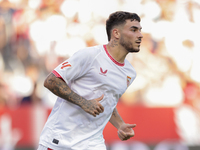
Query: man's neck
106,41,128,64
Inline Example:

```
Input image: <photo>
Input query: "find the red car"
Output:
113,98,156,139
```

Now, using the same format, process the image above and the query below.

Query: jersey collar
103,45,125,67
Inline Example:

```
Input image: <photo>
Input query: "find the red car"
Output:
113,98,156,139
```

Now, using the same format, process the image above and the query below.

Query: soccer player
37,11,143,150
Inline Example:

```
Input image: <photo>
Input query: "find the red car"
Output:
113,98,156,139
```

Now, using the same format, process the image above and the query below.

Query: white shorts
37,144,53,150
37,144,106,150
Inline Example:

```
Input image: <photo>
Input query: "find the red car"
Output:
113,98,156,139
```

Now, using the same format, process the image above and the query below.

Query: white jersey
39,45,136,150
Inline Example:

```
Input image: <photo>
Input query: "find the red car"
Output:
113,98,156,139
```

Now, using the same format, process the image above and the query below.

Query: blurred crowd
0,0,200,111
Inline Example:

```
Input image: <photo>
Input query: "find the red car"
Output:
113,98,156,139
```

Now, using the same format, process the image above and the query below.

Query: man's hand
117,123,136,141
81,94,104,117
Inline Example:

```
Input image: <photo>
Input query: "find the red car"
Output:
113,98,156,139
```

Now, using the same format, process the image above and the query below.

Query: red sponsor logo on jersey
61,62,71,69
99,67,108,76
127,76,131,87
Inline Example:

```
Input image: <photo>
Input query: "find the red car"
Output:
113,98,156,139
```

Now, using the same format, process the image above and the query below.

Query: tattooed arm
109,107,136,141
44,73,104,117
109,108,124,129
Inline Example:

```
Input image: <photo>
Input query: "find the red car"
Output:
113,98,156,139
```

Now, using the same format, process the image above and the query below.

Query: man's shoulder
80,45,103,54
124,59,136,74
124,59,134,68
76,45,103,60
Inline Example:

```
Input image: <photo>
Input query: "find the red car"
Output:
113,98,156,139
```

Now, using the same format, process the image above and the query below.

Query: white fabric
39,45,136,150
37,144,49,150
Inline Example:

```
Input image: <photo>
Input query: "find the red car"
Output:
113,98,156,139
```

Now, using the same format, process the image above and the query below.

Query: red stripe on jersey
48,148,53,150
52,70,65,82
103,45,125,67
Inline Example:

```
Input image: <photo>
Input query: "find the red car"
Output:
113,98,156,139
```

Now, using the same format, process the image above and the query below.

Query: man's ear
112,28,120,39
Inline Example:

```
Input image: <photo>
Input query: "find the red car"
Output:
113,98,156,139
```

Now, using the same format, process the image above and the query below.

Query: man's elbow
43,73,55,89
43,78,48,88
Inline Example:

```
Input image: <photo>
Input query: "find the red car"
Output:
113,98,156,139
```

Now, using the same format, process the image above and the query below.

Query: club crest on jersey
99,67,108,76
61,62,71,69
127,76,131,87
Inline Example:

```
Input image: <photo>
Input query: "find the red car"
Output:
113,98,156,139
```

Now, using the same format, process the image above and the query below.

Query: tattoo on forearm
112,108,117,117
45,73,87,107
110,108,125,129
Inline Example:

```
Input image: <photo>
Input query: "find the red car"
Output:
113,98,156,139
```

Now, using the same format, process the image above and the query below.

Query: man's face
119,19,143,53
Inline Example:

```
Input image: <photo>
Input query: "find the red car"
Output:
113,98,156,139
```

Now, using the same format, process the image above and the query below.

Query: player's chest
84,59,133,95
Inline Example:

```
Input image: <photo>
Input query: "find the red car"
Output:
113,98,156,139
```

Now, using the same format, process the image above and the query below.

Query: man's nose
138,32,143,38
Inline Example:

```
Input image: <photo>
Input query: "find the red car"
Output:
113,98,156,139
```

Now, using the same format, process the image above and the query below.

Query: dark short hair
106,11,141,41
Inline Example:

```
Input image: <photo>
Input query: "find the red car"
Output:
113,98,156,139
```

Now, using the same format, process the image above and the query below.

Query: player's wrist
117,122,126,130
77,97,88,108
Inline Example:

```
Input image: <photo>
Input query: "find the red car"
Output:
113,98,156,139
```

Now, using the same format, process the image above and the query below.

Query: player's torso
71,46,135,101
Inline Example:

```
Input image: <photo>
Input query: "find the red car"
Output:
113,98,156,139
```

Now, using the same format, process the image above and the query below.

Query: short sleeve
53,48,94,84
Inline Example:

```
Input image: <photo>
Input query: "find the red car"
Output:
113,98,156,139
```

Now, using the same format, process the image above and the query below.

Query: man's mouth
136,41,141,44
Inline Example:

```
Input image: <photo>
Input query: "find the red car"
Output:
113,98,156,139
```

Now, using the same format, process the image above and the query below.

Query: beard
119,36,140,53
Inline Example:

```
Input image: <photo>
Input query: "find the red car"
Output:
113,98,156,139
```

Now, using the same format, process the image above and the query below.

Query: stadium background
0,0,200,149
